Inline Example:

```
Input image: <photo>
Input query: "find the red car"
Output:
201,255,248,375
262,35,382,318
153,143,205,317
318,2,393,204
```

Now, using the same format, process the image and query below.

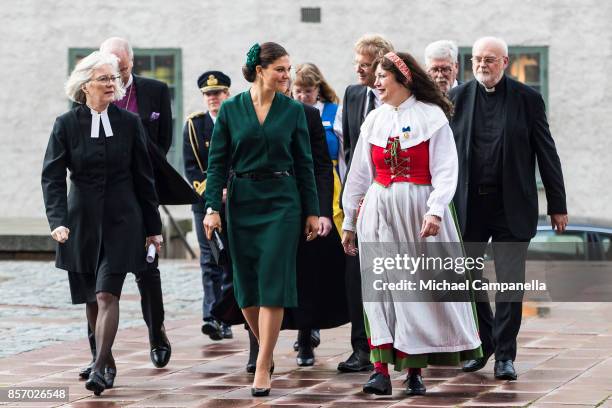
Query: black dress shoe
311,329,321,348
150,327,171,368
405,373,426,396
296,346,315,366
85,370,106,396
338,350,374,372
104,367,116,389
150,345,171,368
221,324,233,339
362,372,392,395
494,359,517,380
462,351,493,373
78,360,94,379
251,387,270,397
201,319,223,341
293,329,321,351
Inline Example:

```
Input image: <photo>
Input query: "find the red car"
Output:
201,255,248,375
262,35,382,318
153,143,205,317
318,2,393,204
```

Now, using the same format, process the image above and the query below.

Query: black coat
41,104,162,274
71,77,197,206
132,75,198,205
341,84,368,166
182,112,215,213
283,103,348,330
133,75,173,155
449,77,567,240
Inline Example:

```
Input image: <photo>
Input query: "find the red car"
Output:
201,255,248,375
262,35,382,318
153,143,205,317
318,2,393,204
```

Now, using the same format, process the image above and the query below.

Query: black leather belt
235,171,291,180
477,184,499,195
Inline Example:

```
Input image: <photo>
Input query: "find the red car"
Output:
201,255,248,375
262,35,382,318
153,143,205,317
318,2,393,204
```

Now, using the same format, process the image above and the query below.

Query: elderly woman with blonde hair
41,51,163,396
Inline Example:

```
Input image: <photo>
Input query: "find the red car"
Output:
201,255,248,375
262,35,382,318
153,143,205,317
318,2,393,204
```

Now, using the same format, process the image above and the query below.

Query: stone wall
1,0,610,222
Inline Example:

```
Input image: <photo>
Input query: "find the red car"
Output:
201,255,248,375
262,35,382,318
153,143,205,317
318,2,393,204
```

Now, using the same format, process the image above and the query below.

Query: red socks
374,364,421,376
374,362,389,376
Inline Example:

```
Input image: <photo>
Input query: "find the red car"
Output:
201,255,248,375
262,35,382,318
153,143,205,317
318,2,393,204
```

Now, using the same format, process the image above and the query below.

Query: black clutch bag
207,229,228,266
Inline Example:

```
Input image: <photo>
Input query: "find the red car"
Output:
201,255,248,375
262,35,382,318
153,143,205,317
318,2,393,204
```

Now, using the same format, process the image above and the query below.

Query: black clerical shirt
470,75,507,186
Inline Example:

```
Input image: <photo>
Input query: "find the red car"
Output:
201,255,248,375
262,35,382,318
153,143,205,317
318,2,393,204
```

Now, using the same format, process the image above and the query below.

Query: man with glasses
336,33,394,373
100,37,173,369
424,40,460,94
183,71,233,342
449,37,568,380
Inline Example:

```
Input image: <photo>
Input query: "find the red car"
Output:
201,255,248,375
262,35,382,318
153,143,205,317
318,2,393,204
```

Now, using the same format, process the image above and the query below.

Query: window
68,48,183,171
529,230,587,261
301,7,321,23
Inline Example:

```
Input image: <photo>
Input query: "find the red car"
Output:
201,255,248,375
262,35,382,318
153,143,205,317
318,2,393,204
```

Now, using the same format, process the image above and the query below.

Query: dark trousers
194,211,225,321
463,189,529,361
345,252,369,353
86,262,167,353
134,264,167,346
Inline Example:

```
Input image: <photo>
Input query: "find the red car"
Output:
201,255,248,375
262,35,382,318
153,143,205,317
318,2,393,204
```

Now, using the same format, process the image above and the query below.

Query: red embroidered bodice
371,137,431,187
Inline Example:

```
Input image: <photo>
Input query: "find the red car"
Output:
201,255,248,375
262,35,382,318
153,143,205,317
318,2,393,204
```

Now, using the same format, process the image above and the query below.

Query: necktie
365,89,376,118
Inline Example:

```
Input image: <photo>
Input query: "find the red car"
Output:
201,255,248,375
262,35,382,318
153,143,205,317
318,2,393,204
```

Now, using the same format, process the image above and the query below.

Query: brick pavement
1,260,612,407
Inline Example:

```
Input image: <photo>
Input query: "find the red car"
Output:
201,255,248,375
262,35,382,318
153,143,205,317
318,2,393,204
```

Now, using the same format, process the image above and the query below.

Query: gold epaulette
193,180,206,196
187,111,206,120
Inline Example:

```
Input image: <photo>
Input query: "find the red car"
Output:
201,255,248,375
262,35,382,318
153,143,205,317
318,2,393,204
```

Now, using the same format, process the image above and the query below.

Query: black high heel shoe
251,360,274,397
85,370,106,396
104,367,117,389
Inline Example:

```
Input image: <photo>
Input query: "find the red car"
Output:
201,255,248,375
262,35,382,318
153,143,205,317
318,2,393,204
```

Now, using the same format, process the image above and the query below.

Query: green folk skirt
226,175,301,308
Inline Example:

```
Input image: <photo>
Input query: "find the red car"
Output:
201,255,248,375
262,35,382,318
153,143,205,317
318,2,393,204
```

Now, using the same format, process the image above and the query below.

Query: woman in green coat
203,42,319,396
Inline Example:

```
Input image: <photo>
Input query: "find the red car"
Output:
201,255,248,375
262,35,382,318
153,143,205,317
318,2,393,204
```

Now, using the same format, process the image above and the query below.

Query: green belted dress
205,91,319,308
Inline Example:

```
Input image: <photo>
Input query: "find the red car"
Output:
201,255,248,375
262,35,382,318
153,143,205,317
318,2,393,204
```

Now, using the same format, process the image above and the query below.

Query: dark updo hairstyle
242,42,289,83
376,51,453,119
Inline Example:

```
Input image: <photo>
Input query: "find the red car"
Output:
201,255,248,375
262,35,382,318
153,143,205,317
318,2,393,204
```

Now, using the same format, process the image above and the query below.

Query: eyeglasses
353,61,373,70
427,66,453,75
471,56,503,65
90,75,120,84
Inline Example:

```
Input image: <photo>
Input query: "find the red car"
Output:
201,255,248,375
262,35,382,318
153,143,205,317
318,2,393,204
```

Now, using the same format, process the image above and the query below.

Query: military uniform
183,71,232,340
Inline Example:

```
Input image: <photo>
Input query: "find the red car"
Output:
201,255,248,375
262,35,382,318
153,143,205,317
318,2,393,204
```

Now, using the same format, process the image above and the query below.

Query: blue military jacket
183,111,214,212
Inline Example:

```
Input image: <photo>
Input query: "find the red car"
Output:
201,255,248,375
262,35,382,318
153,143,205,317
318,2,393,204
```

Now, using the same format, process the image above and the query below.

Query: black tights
87,292,119,373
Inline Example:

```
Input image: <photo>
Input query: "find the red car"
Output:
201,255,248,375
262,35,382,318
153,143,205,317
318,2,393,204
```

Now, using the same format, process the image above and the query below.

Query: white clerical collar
88,106,113,138
125,74,133,88
477,77,502,93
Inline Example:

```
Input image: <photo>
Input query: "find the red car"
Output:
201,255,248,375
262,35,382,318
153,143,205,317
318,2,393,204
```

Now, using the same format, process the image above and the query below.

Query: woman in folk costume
341,51,482,396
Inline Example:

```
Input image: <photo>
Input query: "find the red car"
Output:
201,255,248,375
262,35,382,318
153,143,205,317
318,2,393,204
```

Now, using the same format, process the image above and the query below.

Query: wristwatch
206,207,219,215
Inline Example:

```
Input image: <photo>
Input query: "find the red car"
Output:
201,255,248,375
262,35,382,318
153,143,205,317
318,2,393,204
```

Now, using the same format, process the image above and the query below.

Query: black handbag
207,229,228,266
211,284,246,325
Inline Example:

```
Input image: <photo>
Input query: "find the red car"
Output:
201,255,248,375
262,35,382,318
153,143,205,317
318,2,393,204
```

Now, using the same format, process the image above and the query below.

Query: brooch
401,125,411,139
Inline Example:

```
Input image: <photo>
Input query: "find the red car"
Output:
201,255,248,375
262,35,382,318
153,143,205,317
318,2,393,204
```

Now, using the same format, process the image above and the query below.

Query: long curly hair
376,51,453,119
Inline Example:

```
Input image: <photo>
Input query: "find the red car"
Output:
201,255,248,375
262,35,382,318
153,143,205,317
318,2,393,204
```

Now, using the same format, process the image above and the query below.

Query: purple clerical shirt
113,82,139,114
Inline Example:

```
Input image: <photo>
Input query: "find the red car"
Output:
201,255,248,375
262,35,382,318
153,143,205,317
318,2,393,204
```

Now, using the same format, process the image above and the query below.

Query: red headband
384,52,412,83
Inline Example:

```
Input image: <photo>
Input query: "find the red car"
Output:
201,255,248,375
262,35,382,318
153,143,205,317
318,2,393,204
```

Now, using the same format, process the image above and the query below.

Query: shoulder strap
321,103,338,128
187,117,205,173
